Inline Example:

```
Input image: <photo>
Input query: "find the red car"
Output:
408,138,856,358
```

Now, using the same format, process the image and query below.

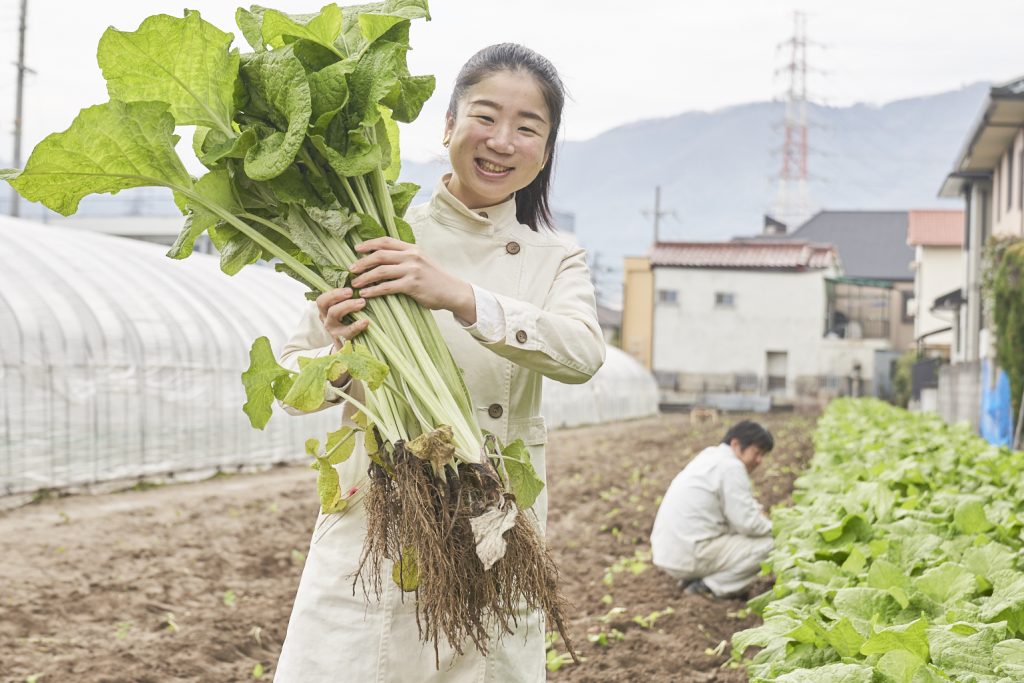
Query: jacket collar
429,173,519,235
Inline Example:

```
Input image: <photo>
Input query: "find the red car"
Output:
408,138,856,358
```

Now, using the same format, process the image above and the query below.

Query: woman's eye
475,115,493,123
519,127,538,135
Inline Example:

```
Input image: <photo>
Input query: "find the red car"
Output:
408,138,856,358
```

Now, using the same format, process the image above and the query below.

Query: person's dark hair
446,43,565,232
721,420,774,453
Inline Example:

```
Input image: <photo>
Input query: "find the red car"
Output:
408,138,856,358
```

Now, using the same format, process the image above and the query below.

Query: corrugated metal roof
783,211,914,281
907,209,964,247
651,240,835,270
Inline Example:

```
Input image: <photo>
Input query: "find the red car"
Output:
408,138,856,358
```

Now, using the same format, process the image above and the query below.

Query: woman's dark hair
721,421,774,453
447,43,565,232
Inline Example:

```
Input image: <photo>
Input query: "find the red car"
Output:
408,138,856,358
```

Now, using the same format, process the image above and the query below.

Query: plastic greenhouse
1,217,658,497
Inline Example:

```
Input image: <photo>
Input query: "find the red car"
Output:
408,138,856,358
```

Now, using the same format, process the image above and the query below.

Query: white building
907,209,964,353
647,240,890,408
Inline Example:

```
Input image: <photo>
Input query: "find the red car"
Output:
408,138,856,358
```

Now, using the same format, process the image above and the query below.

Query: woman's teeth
477,159,511,174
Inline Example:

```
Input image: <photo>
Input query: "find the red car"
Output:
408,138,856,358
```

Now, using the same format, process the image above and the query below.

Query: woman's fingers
350,248,408,275
351,264,407,289
316,287,353,322
327,296,365,321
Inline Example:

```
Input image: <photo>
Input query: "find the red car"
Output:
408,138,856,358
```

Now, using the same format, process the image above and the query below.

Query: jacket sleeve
475,244,606,384
277,302,355,415
720,462,773,537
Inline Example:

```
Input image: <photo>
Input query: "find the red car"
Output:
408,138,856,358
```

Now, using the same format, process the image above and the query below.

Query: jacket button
487,403,503,419
478,211,489,219
515,330,528,344
505,241,521,255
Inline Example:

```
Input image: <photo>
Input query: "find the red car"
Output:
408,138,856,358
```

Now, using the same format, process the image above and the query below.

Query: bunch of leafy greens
2,3,563,661
732,399,1024,682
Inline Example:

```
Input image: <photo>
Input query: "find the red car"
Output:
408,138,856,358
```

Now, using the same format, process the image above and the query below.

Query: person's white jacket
273,177,606,683
650,443,772,582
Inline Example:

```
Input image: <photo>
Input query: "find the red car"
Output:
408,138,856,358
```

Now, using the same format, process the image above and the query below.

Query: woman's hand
316,287,369,352
350,237,476,322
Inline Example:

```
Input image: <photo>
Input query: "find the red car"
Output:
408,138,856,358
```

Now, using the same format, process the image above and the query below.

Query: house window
657,289,678,305
714,292,735,308
901,290,914,324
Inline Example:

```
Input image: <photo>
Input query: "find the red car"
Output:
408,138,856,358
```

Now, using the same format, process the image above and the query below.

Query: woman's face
444,69,552,210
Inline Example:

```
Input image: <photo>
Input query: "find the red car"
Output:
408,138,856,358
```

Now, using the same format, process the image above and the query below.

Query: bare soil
0,413,815,682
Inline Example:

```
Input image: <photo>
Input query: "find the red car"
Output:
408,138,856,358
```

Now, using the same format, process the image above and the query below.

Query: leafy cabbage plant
733,399,1024,682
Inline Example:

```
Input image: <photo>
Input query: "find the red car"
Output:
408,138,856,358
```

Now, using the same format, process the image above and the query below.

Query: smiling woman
275,42,605,683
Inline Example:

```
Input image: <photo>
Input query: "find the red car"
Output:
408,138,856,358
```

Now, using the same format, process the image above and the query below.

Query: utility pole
10,0,29,217
642,186,675,244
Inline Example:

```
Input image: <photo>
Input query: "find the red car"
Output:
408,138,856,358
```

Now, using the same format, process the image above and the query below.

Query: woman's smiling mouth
475,158,514,176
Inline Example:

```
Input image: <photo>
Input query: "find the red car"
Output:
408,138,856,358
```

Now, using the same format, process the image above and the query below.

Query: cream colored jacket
273,177,605,683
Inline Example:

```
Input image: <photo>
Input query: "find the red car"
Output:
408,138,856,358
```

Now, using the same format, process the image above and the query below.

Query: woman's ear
443,114,454,147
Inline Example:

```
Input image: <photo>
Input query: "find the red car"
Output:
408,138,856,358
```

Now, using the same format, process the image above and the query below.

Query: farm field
0,412,815,682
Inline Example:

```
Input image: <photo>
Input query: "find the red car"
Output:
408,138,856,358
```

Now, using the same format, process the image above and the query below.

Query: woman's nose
486,128,515,154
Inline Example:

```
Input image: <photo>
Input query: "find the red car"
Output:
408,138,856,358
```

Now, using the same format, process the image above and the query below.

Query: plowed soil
0,412,815,682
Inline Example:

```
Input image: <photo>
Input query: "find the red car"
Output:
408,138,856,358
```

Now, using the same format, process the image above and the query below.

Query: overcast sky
1,0,1022,166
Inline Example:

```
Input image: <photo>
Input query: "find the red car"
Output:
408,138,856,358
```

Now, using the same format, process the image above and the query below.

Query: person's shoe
682,579,714,598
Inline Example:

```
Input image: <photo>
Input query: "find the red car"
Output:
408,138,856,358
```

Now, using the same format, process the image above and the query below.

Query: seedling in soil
598,606,627,624
252,662,265,679
114,621,133,640
545,631,578,672
704,640,727,656
598,486,623,502
587,628,625,647
249,626,263,646
223,590,237,608
631,607,674,629
600,594,614,606
162,612,179,633
290,549,306,565
601,550,652,586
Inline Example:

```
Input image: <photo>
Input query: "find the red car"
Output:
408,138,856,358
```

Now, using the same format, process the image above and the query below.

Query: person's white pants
657,534,773,597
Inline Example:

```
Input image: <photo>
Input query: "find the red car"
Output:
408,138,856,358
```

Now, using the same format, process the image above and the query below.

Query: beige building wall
621,257,653,369
889,282,916,352
993,130,1024,238
913,245,964,350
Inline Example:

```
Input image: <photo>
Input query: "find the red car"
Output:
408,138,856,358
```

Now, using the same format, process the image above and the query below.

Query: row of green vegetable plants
732,399,1024,682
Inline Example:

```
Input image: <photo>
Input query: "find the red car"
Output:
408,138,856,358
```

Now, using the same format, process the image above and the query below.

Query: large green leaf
860,617,929,662
309,59,357,133
241,336,293,429
239,45,313,180
500,439,544,510
98,11,238,135
261,4,344,56
168,170,240,259
7,100,192,216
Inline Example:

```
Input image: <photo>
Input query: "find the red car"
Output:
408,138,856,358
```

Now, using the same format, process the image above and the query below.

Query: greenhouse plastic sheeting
0,217,340,496
541,346,659,429
1,217,659,497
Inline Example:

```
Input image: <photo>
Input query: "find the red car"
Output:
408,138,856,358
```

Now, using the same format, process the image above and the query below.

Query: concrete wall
650,265,889,403
652,267,829,388
937,361,981,431
914,245,964,349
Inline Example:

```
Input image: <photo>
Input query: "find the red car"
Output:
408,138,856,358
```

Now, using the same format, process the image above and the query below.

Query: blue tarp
980,359,1014,447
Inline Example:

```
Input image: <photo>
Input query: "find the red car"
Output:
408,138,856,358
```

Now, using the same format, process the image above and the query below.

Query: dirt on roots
0,412,815,682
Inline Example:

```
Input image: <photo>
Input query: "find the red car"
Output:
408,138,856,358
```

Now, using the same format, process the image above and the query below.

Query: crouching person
650,420,775,599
